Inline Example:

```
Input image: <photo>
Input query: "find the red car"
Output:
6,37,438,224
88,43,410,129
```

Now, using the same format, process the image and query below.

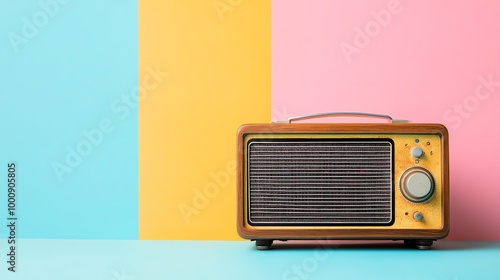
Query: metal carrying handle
276,112,408,124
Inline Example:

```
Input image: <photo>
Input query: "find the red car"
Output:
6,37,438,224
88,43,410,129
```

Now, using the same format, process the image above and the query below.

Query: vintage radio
236,112,449,250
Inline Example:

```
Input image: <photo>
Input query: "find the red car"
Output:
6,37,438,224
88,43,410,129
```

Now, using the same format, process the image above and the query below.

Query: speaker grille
247,140,393,225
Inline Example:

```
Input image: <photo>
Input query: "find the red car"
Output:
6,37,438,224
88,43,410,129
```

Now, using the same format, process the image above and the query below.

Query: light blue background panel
0,1,138,239
0,240,498,279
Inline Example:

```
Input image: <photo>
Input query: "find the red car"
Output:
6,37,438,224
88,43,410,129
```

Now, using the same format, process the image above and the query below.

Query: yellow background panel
139,1,271,239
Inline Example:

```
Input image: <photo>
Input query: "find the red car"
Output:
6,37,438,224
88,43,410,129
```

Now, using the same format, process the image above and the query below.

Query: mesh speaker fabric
247,140,393,225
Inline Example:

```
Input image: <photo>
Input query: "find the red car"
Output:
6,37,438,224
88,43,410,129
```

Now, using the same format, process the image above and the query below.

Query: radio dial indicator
400,167,435,203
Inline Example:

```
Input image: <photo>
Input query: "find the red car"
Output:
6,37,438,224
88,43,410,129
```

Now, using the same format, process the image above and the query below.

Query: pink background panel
272,0,500,240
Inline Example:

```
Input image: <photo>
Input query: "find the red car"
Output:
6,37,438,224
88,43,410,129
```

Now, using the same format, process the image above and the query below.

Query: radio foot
255,240,273,250
404,239,416,247
415,239,433,250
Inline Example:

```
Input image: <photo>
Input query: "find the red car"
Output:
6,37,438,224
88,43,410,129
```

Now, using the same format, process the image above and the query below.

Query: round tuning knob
413,211,423,221
411,146,423,158
400,167,435,203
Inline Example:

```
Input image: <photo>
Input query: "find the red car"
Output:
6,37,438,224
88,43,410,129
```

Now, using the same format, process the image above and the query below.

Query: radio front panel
236,123,449,250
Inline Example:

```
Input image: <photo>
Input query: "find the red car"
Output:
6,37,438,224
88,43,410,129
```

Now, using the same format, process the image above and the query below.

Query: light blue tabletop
0,240,498,279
